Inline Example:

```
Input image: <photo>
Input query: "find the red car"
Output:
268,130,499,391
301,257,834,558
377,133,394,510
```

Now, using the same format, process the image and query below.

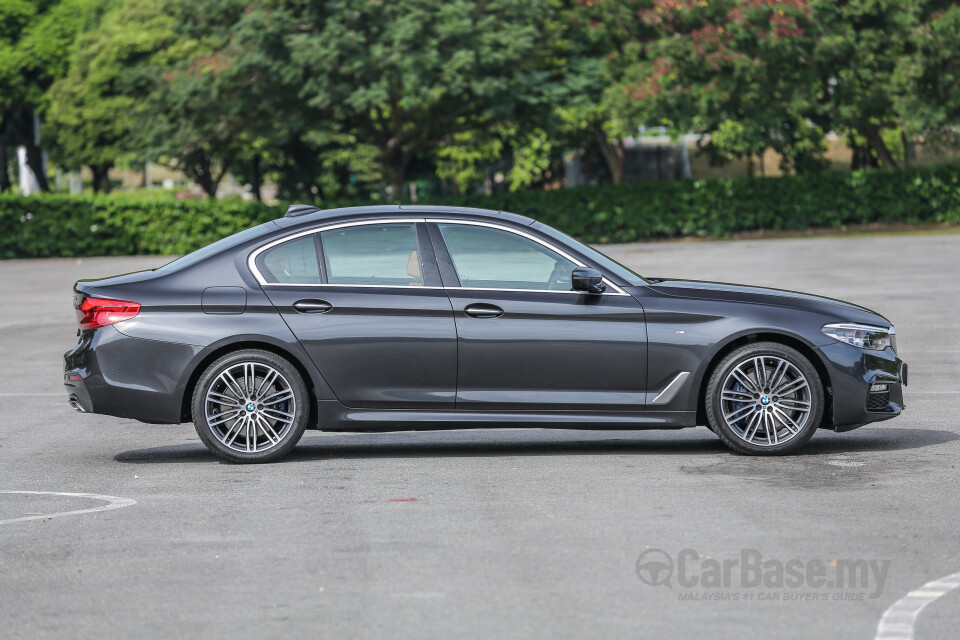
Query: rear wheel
191,349,309,463
705,342,824,455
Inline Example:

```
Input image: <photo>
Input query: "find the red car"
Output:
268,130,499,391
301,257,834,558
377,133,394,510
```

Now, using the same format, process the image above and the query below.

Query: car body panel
446,288,648,411
63,205,907,438
262,285,458,409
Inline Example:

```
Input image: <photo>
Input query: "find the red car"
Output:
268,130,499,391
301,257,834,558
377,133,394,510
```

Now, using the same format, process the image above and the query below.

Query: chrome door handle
292,299,333,313
463,303,504,318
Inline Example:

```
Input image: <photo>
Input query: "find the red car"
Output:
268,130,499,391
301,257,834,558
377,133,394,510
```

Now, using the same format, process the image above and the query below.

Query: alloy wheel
719,355,812,447
203,362,296,453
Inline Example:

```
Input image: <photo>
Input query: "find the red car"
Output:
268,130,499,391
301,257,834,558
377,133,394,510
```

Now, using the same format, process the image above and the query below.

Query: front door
256,221,457,409
429,221,647,412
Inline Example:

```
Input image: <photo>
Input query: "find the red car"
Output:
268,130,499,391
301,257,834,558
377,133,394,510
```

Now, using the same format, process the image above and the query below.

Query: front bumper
816,342,907,431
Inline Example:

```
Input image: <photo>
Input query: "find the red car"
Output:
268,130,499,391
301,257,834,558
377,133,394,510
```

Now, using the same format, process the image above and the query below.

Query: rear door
428,220,648,412
254,220,457,409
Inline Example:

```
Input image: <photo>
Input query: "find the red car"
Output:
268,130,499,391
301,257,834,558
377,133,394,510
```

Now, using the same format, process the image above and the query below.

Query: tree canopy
2,0,959,198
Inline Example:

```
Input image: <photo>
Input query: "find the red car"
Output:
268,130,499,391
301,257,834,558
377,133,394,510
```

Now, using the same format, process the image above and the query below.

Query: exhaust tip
68,395,86,413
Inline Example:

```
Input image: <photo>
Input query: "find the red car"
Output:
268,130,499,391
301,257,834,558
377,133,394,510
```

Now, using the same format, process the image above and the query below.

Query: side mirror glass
572,267,606,294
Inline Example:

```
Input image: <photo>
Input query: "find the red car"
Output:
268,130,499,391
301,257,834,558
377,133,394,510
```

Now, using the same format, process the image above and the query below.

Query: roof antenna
285,204,318,218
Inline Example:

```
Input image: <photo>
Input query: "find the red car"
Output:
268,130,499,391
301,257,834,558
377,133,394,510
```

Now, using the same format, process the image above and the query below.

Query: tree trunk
593,126,625,184
746,155,756,178
187,151,229,198
193,158,214,197
901,130,917,168
90,163,113,193
250,154,262,201
382,155,407,200
0,132,10,193
9,113,50,192
859,123,899,169
850,141,862,170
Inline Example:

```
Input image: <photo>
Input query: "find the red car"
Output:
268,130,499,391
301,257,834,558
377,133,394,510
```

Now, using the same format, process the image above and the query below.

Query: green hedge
2,164,959,259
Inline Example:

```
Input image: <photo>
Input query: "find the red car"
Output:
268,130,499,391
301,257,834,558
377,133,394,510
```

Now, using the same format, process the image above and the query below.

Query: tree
609,0,827,174
44,0,177,192
549,1,658,184
891,2,960,161
611,0,960,174
0,0,96,192
280,0,559,196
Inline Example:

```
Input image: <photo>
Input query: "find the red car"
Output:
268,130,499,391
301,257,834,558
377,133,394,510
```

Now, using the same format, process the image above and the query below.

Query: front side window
437,224,578,291
321,223,423,286
257,235,322,284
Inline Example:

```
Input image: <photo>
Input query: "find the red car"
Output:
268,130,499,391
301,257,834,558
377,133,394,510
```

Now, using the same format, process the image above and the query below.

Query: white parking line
905,391,960,394
0,393,63,396
0,490,137,525
875,571,960,640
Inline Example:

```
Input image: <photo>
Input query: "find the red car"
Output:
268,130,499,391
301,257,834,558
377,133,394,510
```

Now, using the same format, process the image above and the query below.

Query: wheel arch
694,331,833,428
179,338,325,426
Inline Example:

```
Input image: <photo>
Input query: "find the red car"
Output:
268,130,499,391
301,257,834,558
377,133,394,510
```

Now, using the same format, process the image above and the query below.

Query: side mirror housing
572,267,606,294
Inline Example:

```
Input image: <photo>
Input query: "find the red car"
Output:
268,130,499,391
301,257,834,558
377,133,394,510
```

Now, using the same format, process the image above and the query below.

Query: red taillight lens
76,297,141,330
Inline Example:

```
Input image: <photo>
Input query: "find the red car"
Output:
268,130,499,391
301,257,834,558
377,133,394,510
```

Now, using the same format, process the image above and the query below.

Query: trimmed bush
2,164,959,259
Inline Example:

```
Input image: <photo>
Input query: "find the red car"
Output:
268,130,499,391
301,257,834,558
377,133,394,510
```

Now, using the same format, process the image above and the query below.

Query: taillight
76,297,141,330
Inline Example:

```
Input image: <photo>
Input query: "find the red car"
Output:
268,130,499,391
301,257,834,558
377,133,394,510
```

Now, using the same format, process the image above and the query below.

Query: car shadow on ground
114,426,959,464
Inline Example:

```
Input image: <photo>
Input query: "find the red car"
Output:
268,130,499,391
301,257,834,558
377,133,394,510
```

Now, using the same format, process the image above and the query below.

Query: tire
705,342,824,455
191,349,309,463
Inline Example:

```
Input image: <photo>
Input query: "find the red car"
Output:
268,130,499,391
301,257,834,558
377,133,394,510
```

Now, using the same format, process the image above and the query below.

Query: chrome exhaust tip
68,395,86,413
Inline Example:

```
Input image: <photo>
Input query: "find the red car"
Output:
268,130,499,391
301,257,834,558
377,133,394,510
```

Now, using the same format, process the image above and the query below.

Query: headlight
822,323,895,351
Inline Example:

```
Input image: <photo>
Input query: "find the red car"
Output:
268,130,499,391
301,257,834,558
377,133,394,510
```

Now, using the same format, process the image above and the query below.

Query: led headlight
822,323,895,351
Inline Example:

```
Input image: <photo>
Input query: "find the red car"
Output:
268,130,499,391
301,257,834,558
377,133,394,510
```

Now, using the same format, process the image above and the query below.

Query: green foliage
43,0,177,175
0,193,280,259
3,165,958,259
282,0,559,191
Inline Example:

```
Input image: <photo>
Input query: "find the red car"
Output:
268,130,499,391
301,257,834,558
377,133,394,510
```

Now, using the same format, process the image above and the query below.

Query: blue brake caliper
729,382,747,426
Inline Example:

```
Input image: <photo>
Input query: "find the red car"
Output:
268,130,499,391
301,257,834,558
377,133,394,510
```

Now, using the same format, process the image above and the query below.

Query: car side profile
64,204,907,462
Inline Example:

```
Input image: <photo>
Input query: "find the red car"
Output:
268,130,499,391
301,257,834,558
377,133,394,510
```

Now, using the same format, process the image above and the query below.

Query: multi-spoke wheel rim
720,355,812,447
204,362,296,453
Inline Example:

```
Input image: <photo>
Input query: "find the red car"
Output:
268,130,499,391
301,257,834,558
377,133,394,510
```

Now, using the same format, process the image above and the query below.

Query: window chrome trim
248,218,426,285
248,216,628,295
429,219,628,296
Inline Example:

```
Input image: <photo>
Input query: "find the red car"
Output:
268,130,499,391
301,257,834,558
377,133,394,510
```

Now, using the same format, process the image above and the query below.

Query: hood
644,278,890,325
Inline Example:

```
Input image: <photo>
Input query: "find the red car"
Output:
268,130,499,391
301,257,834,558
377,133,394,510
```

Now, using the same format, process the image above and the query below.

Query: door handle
464,303,504,318
292,299,333,314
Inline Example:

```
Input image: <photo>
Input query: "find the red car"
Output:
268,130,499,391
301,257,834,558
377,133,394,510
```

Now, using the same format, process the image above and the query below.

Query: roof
277,203,535,228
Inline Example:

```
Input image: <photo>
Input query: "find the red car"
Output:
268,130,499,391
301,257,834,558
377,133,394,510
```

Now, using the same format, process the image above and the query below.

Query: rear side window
257,235,322,284
320,223,423,286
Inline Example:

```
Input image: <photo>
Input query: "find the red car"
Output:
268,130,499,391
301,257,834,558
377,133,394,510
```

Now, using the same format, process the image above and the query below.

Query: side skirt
317,400,697,432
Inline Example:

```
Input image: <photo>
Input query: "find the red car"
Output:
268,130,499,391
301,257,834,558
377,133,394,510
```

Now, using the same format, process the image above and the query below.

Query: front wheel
191,349,309,463
705,342,824,455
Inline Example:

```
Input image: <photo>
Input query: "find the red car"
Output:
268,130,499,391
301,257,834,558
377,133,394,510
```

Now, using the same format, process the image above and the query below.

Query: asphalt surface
1,232,958,639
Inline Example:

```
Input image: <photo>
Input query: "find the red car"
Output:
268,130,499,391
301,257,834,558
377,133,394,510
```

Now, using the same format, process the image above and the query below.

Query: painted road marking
0,490,136,525
875,570,960,640
0,393,64,396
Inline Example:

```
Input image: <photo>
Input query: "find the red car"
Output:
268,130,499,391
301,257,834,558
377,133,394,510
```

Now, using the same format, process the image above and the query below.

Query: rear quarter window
256,235,322,284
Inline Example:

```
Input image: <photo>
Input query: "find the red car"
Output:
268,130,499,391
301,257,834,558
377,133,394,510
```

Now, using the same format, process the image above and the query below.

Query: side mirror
572,267,606,294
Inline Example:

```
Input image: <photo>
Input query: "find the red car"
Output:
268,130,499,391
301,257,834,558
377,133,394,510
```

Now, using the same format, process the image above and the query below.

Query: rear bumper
64,325,201,424
816,342,907,432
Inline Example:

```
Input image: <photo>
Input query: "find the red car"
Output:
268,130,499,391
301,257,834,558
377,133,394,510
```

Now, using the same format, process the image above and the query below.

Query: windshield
531,222,647,286
155,221,277,273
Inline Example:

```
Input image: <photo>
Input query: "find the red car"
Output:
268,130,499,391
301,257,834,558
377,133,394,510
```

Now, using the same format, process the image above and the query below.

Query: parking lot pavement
1,232,958,640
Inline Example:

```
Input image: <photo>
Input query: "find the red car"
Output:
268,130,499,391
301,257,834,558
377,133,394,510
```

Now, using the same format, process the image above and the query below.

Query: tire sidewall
706,342,824,455
191,350,309,463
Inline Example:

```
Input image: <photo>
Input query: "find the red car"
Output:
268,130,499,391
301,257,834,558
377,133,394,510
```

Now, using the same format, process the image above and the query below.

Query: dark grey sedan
64,204,907,462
